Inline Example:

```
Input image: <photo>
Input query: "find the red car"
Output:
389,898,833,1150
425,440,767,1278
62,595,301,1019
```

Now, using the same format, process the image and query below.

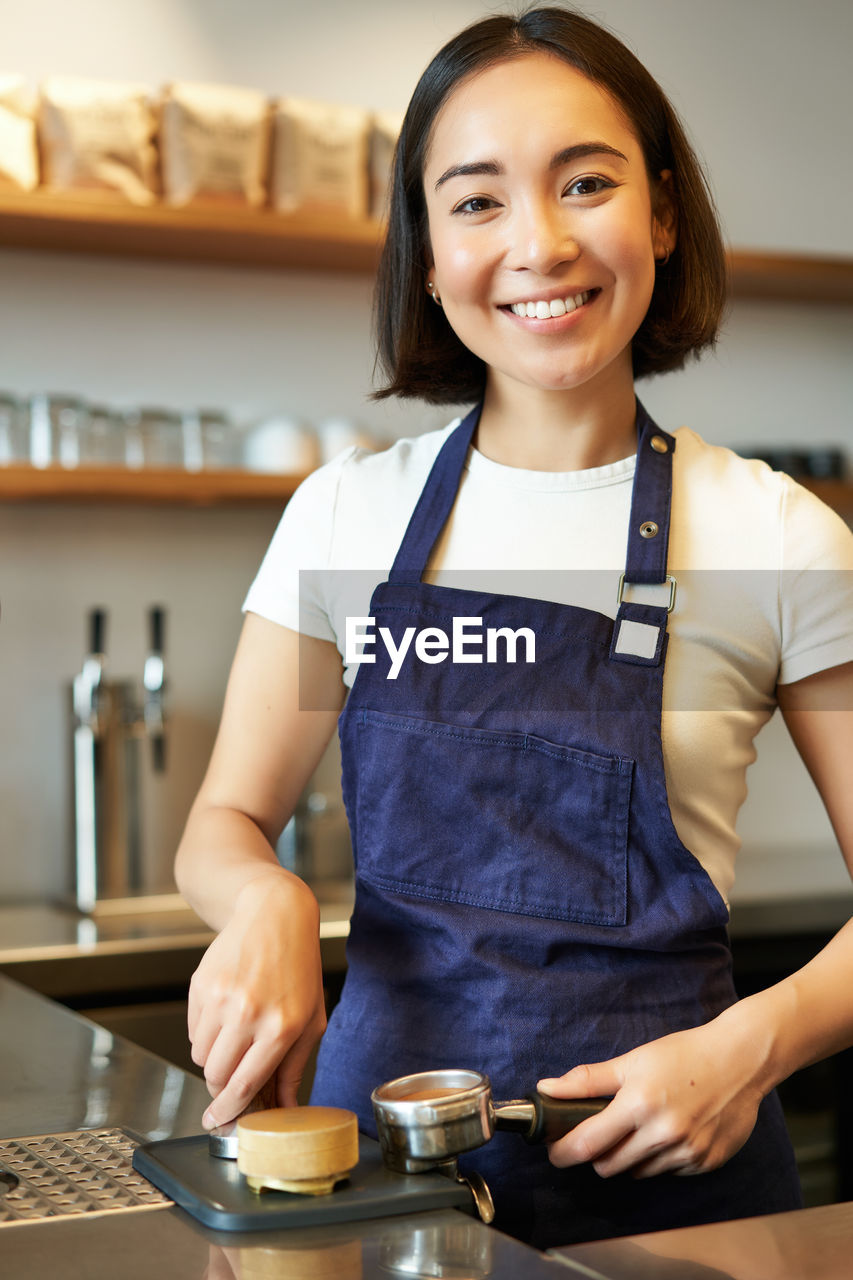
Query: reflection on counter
70,1028,195,1141
550,1199,853,1280
209,1237,363,1280
377,1215,494,1279
207,1215,501,1280
0,974,210,1143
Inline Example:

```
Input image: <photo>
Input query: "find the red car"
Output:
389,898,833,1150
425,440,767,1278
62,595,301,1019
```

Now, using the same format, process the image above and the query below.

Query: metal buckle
617,573,677,613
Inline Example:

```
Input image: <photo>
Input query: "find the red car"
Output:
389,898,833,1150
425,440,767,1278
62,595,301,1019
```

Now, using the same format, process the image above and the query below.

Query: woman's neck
475,374,639,473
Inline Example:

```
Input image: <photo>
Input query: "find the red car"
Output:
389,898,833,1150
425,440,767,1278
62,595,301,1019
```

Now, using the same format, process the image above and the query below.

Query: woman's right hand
187,870,327,1128
175,617,345,1126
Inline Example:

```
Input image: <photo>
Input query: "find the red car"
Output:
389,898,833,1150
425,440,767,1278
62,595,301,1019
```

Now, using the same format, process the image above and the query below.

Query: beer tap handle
149,605,164,659
73,607,107,728
143,605,167,772
90,607,105,662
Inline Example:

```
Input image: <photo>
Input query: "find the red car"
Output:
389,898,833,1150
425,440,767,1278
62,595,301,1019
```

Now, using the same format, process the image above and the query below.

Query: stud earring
426,281,443,307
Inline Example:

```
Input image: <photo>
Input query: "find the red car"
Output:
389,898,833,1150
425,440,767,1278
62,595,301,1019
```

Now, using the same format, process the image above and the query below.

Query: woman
176,8,853,1248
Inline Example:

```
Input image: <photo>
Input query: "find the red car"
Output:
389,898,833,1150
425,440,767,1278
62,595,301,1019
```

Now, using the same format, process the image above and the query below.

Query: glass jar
79,404,125,466
29,394,90,468
123,407,186,469
120,408,144,469
179,408,240,470
199,409,238,469
0,394,28,465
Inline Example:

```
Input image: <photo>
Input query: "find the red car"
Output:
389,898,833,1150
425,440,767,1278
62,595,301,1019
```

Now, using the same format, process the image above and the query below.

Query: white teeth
510,291,590,318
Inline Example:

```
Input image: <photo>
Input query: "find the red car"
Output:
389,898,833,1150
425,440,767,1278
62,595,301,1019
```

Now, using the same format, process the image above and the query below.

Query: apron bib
311,401,801,1246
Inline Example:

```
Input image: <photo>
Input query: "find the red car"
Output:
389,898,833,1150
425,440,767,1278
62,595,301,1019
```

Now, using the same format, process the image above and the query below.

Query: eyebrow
433,142,629,191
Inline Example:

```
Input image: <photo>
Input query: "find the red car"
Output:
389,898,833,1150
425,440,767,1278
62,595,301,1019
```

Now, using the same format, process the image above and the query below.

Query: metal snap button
639,521,659,538
650,435,668,453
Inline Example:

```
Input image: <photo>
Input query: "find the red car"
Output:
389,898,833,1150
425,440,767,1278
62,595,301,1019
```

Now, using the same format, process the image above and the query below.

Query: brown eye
566,176,611,197
454,195,498,215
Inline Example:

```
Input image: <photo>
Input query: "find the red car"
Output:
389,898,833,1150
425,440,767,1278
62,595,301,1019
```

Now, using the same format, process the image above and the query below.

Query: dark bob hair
373,6,727,404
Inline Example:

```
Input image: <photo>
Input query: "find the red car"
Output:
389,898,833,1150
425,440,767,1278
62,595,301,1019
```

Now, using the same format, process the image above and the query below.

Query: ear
652,169,677,260
423,248,437,301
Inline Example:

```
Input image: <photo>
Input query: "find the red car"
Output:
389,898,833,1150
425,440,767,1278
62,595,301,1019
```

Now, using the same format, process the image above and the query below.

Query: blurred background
0,0,851,907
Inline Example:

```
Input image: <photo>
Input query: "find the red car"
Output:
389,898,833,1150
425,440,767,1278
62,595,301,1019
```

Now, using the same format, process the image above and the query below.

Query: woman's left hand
538,1009,768,1179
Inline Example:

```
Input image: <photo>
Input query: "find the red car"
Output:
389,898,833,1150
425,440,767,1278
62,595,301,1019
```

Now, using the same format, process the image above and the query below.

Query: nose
505,199,580,275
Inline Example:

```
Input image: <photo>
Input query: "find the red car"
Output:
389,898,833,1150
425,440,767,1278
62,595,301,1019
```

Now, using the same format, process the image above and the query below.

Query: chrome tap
71,608,109,913
72,607,107,736
69,605,170,913
143,606,167,772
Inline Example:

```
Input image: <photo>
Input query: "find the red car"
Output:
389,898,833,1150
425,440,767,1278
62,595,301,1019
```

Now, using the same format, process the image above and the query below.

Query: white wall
1,0,851,902
3,0,852,255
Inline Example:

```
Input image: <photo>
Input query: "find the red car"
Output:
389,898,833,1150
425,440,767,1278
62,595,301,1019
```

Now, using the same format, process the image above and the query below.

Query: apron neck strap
623,401,676,585
388,399,676,597
609,401,676,668
389,402,482,584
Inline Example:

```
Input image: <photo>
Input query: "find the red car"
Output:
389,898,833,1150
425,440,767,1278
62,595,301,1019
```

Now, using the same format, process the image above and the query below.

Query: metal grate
0,1128,171,1225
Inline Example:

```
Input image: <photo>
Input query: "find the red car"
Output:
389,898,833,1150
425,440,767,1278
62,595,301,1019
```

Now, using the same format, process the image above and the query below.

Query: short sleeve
242,447,357,642
779,476,853,684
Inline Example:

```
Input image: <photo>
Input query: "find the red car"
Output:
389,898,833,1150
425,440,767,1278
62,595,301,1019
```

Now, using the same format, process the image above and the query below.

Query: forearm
721,916,853,1095
174,619,344,932
175,800,308,932
741,668,853,1092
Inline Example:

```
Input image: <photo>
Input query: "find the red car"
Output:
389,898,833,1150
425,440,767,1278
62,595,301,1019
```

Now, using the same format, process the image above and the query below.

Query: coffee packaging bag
39,75,157,204
272,97,369,219
368,110,403,220
160,81,270,207
0,74,38,191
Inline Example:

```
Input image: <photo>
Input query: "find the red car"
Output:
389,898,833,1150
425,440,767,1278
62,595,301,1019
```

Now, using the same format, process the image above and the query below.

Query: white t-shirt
244,419,853,905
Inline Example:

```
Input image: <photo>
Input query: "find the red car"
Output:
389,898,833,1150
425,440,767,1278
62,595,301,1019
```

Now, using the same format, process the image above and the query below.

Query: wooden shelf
1,465,850,517
0,464,306,505
0,189,851,299
0,189,383,273
727,251,853,305
804,479,853,522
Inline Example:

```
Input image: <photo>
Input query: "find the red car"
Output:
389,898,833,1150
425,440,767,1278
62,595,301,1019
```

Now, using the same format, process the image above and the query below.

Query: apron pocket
354,709,633,926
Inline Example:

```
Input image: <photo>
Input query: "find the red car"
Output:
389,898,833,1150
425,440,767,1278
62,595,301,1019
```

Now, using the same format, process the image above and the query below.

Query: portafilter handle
493,1092,610,1144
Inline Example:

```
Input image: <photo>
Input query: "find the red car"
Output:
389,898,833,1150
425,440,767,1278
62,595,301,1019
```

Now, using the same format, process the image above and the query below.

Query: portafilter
371,1068,609,1175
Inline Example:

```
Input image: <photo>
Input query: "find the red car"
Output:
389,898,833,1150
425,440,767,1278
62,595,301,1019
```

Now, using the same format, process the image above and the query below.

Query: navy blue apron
311,401,802,1247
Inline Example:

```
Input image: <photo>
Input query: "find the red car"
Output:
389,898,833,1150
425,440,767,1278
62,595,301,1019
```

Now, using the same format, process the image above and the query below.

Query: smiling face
422,53,674,406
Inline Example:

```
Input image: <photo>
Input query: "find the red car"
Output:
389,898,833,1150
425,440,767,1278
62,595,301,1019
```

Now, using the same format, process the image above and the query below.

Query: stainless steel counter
0,887,354,999
4,973,853,1278
0,972,208,1143
1,888,850,1002
0,973,556,1279
728,892,853,939
550,1199,853,1278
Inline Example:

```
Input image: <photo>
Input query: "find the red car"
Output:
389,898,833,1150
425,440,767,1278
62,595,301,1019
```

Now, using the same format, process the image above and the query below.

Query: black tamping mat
132,1134,472,1231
